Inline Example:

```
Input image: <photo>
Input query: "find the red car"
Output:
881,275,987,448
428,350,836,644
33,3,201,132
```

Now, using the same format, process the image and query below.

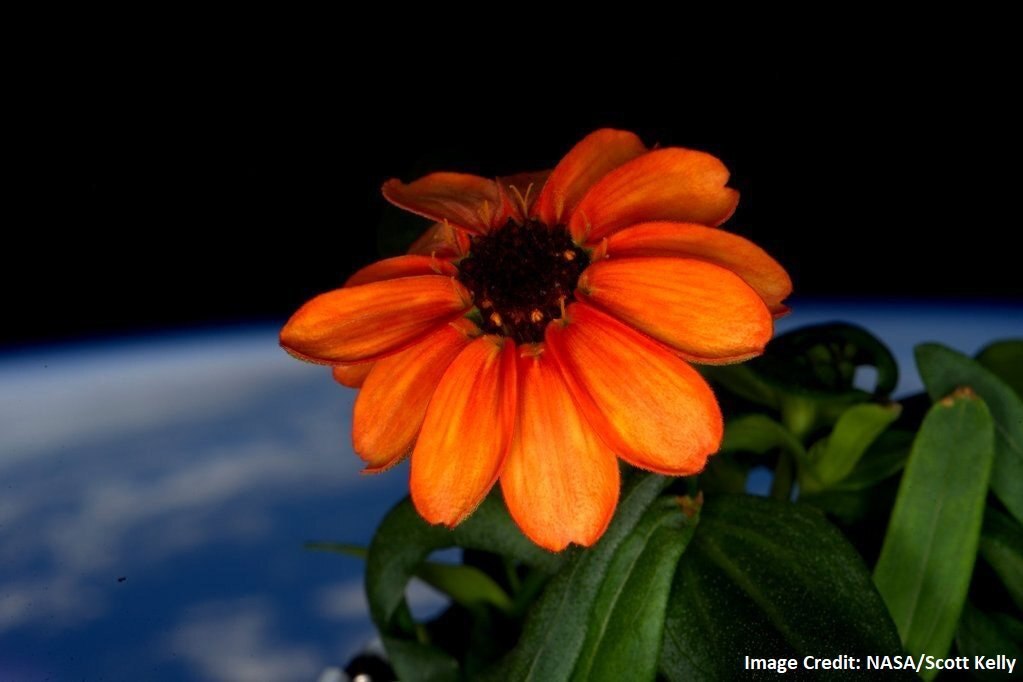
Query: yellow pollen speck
530,309,544,323
480,299,493,309
489,311,503,326
563,249,576,261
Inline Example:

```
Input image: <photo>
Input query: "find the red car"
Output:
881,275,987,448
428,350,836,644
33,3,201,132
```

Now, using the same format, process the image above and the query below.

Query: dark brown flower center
457,219,590,343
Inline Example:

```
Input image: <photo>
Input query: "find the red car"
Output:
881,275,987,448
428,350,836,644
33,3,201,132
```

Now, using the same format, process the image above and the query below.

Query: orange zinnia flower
281,129,791,551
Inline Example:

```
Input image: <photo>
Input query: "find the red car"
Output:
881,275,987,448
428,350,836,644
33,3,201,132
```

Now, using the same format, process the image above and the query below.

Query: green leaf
382,635,460,682
979,507,1023,612
717,414,808,496
569,497,700,682
799,430,914,522
916,343,1023,525
719,414,807,462
417,562,514,614
483,471,676,682
700,364,780,409
660,495,905,681
365,491,564,678
976,339,1023,398
307,541,513,613
799,478,900,527
955,606,1023,681
977,341,1023,400
367,492,561,634
873,388,995,678
802,402,902,492
837,429,914,491
704,324,898,435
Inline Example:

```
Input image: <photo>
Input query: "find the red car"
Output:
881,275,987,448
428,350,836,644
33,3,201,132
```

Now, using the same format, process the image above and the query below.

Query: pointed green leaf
916,343,1023,525
873,388,995,678
803,402,901,492
976,339,1023,398
569,497,700,682
979,507,1023,612
800,428,913,523
483,472,672,681
837,428,913,491
660,496,905,681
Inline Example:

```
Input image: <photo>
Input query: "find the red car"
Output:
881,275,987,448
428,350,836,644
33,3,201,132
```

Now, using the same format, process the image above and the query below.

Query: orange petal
344,255,457,287
353,320,477,472
280,275,470,364
407,222,470,259
411,336,518,527
570,148,739,243
579,257,773,363
546,302,722,475
605,222,792,316
382,172,507,235
332,362,374,388
501,347,619,551
535,129,647,227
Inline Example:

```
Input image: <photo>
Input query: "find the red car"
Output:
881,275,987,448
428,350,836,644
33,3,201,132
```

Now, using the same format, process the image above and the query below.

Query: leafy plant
313,328,1023,680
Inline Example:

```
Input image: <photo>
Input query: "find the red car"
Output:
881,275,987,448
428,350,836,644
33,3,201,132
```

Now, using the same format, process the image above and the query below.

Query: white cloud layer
167,598,322,682
0,329,367,660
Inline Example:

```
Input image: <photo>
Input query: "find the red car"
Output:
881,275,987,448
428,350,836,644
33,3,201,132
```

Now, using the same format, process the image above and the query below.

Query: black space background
8,47,1019,348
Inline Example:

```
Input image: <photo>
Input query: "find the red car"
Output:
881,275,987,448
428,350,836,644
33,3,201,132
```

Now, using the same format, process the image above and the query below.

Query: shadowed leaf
979,507,1023,612
976,340,1023,398
660,495,905,681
